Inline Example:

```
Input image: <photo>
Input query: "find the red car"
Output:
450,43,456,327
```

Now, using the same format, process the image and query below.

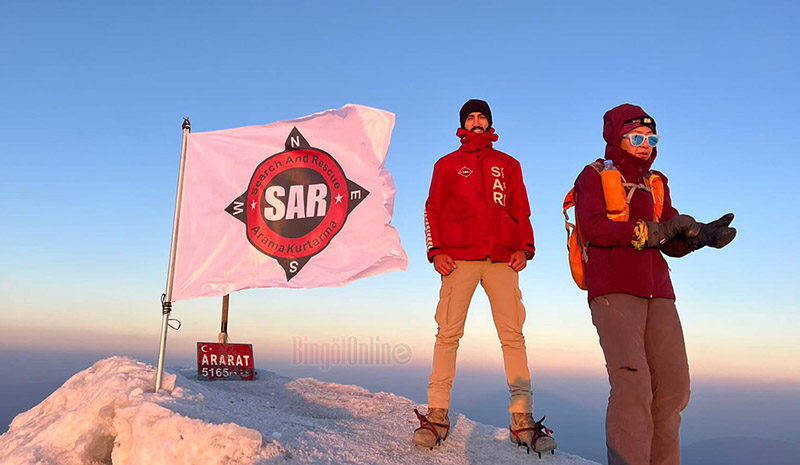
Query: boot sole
533,437,558,458
510,436,558,456
413,431,448,449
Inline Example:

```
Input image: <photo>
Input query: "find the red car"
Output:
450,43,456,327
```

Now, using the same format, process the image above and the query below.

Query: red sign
197,342,255,381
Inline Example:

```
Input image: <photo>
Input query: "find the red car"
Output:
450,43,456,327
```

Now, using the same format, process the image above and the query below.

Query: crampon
413,408,450,450
509,414,557,458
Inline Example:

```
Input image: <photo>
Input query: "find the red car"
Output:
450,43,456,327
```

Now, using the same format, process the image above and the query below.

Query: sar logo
225,127,369,281
459,166,473,178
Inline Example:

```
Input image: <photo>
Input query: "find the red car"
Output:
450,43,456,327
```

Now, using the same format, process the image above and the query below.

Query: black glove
686,213,736,251
643,214,702,248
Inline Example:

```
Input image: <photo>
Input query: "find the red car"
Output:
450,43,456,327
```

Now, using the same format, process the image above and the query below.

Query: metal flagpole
156,117,191,391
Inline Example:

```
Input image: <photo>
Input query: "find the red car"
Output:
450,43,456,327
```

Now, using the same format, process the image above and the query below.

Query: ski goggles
623,133,660,147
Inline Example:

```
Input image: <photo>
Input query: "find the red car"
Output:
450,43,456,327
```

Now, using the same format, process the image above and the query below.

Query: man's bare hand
507,250,528,272
432,254,457,276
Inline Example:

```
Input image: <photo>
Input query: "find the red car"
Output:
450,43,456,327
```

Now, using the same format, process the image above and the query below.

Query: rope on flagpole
156,116,191,392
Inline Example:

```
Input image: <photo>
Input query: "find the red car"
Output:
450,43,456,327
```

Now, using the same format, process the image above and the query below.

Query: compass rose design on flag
225,127,369,280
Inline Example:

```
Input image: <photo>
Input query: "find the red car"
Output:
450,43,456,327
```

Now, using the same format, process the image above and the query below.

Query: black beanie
460,99,492,129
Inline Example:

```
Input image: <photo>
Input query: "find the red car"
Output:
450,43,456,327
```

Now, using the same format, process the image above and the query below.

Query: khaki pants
591,294,691,465
427,260,532,413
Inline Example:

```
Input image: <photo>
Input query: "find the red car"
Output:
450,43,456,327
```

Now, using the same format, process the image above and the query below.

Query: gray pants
591,294,691,465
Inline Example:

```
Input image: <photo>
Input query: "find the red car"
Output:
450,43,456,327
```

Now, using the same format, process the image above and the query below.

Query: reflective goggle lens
627,134,660,147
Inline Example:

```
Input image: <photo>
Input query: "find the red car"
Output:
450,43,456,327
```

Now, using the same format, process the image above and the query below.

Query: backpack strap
647,172,665,222
620,172,664,221
563,190,588,289
563,188,577,244
622,182,647,204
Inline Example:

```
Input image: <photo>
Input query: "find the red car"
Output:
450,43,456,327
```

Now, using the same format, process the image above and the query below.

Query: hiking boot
509,413,557,458
413,408,450,449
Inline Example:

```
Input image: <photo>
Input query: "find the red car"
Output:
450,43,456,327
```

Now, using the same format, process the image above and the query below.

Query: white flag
169,104,407,301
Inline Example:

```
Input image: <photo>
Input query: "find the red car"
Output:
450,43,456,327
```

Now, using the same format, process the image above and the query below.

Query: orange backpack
563,160,664,290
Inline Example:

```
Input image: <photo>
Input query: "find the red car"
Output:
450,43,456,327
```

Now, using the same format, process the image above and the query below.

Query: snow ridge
0,357,598,465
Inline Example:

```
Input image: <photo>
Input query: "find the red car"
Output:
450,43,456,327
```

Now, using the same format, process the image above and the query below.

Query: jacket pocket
514,288,526,327
434,285,453,327
500,212,522,249
441,212,474,248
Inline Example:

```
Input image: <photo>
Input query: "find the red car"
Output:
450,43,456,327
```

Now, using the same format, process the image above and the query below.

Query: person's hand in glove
685,213,736,250
631,214,702,250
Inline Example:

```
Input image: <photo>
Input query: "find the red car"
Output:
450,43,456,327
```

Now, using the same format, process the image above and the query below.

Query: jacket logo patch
458,166,473,178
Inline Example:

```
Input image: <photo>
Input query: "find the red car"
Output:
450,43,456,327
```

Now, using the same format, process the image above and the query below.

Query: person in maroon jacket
574,103,736,465
413,99,556,456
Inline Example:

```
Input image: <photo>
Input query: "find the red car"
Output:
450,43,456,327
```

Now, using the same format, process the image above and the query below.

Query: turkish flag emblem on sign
197,342,255,381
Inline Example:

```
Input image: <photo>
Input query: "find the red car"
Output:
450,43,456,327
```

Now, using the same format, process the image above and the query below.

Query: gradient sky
1,0,799,409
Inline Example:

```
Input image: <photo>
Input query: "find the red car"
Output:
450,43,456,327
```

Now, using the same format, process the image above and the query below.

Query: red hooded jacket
575,104,692,301
425,128,536,262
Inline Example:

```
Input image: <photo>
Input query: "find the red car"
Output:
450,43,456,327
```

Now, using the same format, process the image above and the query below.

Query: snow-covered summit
0,357,598,465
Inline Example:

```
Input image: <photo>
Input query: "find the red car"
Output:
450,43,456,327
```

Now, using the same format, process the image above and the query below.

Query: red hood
603,104,657,183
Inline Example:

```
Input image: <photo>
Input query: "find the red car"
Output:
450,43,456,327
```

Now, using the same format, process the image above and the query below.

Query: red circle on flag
245,148,350,259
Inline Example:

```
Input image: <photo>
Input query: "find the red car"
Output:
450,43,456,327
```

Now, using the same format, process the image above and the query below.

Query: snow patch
0,356,599,465
112,401,266,464
0,357,172,465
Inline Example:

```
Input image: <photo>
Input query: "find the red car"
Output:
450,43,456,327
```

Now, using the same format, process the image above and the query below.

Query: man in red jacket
413,99,556,456
574,103,735,465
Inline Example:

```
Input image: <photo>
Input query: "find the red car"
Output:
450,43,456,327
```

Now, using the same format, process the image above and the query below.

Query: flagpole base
155,299,172,391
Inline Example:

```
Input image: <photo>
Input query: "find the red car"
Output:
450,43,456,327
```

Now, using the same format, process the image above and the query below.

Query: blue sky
1,1,799,458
